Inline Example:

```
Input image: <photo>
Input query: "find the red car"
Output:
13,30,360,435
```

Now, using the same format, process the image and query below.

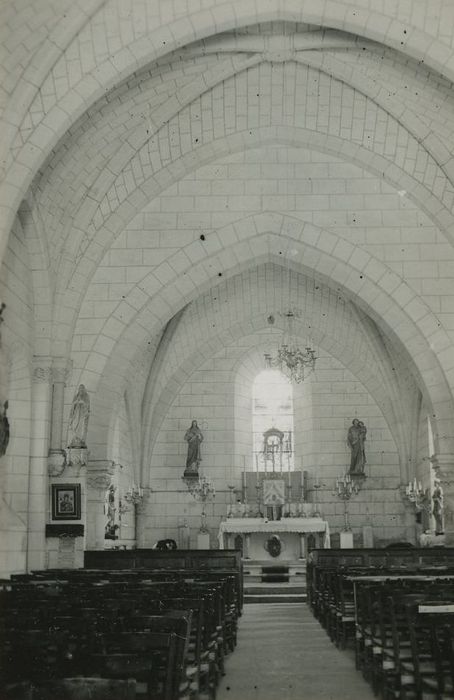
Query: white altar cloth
218,517,330,549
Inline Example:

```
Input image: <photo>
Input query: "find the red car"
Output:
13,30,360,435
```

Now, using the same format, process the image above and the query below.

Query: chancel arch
78,214,454,479
142,316,406,545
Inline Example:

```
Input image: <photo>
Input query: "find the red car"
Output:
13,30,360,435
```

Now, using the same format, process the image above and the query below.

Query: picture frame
51,483,81,521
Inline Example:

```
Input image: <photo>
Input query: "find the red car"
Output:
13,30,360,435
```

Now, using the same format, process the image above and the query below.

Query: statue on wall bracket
66,384,90,469
67,384,90,448
183,419,204,483
347,418,367,481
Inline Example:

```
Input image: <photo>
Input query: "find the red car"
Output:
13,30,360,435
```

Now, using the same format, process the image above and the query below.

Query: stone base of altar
217,517,330,560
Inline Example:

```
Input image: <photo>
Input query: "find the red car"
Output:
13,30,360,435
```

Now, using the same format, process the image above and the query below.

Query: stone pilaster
135,488,152,548
431,454,454,546
28,357,53,571
48,357,72,477
86,461,114,549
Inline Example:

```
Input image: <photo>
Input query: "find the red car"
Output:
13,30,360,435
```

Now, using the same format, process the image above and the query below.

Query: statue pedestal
419,531,446,547
340,531,354,548
197,532,210,549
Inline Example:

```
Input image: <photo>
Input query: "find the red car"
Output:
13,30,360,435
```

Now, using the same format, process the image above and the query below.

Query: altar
218,517,330,560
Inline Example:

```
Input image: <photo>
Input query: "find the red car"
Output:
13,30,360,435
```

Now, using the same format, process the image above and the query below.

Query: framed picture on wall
51,483,81,520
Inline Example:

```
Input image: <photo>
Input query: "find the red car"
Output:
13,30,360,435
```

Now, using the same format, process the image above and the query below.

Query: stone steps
245,593,307,604
244,582,306,604
245,584,306,595
243,559,307,602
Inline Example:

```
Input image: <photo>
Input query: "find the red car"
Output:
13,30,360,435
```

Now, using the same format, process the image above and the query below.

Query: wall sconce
124,483,144,506
404,478,424,507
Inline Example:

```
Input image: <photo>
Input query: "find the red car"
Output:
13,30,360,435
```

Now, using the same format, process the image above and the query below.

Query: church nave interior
1,1,454,698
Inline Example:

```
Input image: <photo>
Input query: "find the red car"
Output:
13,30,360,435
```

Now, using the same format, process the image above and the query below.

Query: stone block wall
145,338,415,547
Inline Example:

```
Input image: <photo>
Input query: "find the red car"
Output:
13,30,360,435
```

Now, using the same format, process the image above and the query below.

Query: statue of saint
67,384,90,448
184,419,203,474
0,400,9,457
105,484,118,539
348,418,367,475
432,481,444,534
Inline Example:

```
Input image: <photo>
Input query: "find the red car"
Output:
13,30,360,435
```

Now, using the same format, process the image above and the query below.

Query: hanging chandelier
264,311,317,383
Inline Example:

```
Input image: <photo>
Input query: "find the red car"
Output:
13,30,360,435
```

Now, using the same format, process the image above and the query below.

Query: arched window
252,369,294,471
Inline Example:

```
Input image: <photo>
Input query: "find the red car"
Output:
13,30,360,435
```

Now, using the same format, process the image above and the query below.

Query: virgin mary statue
184,420,203,475
67,384,90,448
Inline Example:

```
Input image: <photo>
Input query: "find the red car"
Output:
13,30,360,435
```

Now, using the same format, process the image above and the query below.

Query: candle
255,453,259,473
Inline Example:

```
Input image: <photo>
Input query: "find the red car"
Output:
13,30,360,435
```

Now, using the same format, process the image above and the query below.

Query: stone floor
217,603,375,700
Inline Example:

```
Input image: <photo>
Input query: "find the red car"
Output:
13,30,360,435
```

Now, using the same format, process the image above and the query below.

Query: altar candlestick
243,471,248,502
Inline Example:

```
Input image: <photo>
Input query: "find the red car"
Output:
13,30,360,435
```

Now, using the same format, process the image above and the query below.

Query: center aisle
217,603,375,700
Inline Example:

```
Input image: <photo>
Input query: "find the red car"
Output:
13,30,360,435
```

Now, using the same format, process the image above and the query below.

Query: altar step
243,559,306,586
244,582,307,604
261,565,289,583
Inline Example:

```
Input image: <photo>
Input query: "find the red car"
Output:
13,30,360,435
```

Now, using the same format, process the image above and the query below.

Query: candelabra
227,484,236,518
404,479,424,507
312,476,321,517
118,498,129,515
254,482,263,518
124,483,144,506
333,473,359,531
190,475,215,532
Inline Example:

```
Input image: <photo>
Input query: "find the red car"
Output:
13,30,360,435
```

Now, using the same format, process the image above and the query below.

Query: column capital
32,356,73,384
52,357,73,384
32,356,53,383
87,460,115,491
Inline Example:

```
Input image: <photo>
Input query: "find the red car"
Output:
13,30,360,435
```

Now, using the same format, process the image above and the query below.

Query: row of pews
307,547,454,699
0,549,243,700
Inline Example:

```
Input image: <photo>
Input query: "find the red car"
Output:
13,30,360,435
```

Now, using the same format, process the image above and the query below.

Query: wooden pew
307,548,454,699
1,566,240,700
83,549,243,614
